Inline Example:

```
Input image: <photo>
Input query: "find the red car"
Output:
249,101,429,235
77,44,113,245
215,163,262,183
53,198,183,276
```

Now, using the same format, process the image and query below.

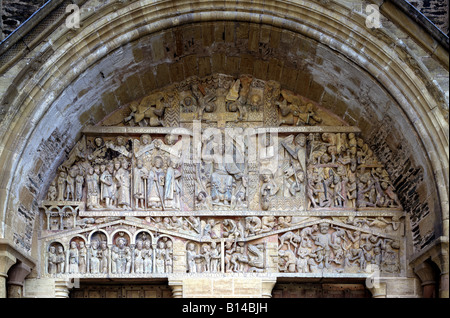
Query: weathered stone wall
0,0,47,40
410,0,449,35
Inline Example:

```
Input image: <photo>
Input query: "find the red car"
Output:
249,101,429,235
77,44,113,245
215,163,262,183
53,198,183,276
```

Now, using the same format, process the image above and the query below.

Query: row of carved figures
45,131,401,211
47,135,182,211
277,223,400,274
45,221,400,276
46,237,265,275
305,132,401,209
47,235,173,275
123,74,322,126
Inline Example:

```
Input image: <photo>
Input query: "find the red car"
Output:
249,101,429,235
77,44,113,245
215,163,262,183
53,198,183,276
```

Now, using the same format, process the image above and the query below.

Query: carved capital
414,262,436,286
0,251,16,278
54,279,71,298
0,250,16,298
168,278,183,298
261,277,277,298
367,282,387,298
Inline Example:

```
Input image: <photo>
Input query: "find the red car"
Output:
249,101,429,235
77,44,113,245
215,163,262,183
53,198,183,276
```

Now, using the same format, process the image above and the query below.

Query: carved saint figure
260,170,279,210
78,241,87,273
143,240,153,273
186,242,198,273
57,171,67,201
114,160,131,209
86,166,101,209
100,163,116,208
89,240,101,274
155,240,166,273
114,237,131,274
56,245,65,274
68,241,79,273
47,246,57,274
65,167,77,201
164,158,181,209
148,156,166,209
47,181,57,201
75,169,84,201
134,240,145,274
99,241,109,274
310,223,333,269
165,240,174,273
133,159,149,209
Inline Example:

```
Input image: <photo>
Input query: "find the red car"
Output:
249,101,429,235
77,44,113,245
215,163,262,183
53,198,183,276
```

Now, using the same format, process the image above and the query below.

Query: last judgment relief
39,74,405,279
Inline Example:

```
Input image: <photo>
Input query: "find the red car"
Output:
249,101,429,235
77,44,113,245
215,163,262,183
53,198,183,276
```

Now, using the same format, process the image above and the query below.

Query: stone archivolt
38,74,405,279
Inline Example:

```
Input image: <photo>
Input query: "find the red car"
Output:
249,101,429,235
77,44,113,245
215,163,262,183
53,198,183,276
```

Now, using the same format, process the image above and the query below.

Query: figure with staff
147,155,166,210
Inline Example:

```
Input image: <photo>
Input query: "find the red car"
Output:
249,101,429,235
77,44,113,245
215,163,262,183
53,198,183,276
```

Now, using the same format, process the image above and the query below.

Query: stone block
225,56,240,77
169,62,185,83
212,278,234,297
125,73,145,101
236,22,249,39
202,24,215,47
23,278,56,298
155,63,171,87
240,54,254,75
267,58,283,82
198,57,212,78
224,23,235,43
150,34,167,62
233,278,261,296
183,55,198,78
183,278,212,297
253,60,269,80
211,53,226,73
248,25,260,52
139,67,157,92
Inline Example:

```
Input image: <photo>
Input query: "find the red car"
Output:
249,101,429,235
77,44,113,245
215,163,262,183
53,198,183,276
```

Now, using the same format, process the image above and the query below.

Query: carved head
117,136,126,146
294,133,306,147
114,160,121,170
165,134,177,145
250,94,261,106
116,237,126,248
141,134,152,145
197,191,207,202
94,137,104,147
153,156,163,168
319,223,329,234
91,240,99,249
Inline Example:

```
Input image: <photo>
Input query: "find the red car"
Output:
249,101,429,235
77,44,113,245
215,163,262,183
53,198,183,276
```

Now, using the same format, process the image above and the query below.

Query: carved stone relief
38,74,405,280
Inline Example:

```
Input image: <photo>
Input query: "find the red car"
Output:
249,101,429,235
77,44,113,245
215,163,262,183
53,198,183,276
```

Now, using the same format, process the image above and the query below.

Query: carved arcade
39,74,404,279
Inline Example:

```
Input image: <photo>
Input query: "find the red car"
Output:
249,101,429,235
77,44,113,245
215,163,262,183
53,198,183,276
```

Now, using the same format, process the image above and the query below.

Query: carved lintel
82,126,193,136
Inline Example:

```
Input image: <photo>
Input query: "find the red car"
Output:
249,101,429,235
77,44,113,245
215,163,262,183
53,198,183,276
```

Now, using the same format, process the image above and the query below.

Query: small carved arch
134,229,154,245
46,240,66,275
111,230,132,247
88,229,109,245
